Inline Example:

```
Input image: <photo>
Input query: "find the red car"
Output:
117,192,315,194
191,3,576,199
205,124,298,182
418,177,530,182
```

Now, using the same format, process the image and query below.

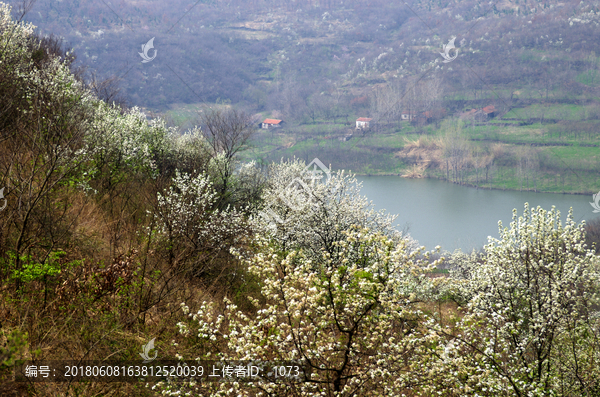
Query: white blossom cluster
154,170,247,251
1,4,37,74
2,2,196,189
427,204,600,395
156,185,599,396
1,3,99,189
162,228,441,396
569,9,600,25
85,103,178,178
252,159,413,264
1,3,91,113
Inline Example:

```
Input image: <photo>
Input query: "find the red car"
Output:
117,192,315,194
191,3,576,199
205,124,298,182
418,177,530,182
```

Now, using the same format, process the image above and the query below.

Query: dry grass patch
396,137,444,171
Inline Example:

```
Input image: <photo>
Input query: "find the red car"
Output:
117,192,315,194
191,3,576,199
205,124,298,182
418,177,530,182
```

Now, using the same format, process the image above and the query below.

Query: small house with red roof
356,117,373,129
482,105,496,118
460,105,496,121
401,111,417,121
261,118,284,129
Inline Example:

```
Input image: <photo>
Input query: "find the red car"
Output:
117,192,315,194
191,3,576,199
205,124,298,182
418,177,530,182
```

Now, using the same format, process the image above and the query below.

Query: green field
166,102,600,194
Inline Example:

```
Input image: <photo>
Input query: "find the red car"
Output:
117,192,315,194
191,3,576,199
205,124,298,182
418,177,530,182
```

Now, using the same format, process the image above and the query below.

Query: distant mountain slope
8,0,600,113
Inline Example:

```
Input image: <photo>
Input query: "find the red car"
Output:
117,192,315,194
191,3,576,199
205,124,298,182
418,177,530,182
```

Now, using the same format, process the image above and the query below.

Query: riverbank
349,174,595,196
246,118,600,195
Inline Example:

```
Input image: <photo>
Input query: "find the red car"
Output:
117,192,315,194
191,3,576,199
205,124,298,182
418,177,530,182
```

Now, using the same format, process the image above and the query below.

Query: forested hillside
10,0,600,110
1,2,600,396
7,0,600,193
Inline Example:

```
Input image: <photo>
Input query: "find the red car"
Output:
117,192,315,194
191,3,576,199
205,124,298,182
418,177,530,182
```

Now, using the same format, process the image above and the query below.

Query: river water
356,176,600,252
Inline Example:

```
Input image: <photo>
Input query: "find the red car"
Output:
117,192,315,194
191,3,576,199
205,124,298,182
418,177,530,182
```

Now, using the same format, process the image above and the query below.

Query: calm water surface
356,176,599,252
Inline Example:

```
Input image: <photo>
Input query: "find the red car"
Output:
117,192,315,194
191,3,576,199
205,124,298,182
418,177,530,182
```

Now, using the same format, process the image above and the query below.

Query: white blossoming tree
254,158,413,263
84,102,178,182
427,204,600,396
0,3,96,289
161,228,439,396
153,170,248,278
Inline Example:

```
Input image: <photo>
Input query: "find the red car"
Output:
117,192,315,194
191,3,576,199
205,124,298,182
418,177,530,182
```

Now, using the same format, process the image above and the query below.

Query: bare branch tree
14,0,37,21
85,72,128,110
200,108,255,205
201,108,254,161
